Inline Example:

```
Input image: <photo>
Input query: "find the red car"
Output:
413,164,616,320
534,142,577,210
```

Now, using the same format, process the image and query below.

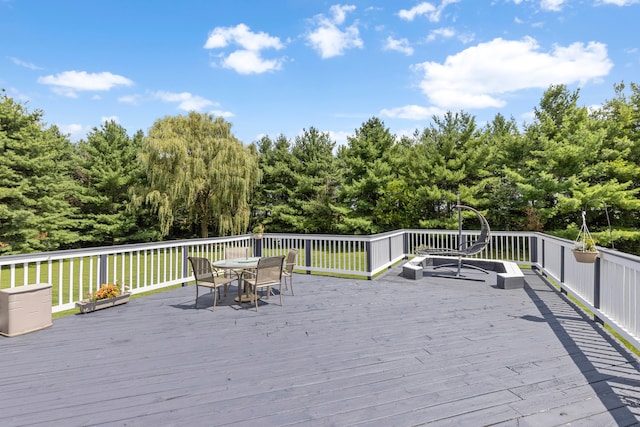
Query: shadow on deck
0,264,639,426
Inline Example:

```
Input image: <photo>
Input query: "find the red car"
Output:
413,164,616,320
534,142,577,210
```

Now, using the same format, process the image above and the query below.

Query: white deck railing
532,232,640,351
1,230,639,351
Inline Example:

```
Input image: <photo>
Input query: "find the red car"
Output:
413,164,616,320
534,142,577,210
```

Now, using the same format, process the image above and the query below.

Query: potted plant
572,211,598,263
76,283,131,314
253,223,264,240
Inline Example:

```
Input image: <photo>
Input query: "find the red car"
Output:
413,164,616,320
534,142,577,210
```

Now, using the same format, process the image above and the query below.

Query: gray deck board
1,265,640,426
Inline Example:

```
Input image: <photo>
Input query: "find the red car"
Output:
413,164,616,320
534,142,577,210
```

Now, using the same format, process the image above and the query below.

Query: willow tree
139,112,261,237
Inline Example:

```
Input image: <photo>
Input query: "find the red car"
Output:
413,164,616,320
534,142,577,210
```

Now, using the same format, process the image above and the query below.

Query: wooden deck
1,265,640,426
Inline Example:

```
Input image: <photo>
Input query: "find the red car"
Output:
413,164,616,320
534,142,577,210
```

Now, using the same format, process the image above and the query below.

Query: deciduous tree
138,112,260,237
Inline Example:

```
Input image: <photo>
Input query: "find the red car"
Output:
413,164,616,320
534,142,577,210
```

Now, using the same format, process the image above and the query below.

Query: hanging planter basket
572,210,598,263
572,249,598,263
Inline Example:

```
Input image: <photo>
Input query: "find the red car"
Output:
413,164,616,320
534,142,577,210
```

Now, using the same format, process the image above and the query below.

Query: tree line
2,83,640,256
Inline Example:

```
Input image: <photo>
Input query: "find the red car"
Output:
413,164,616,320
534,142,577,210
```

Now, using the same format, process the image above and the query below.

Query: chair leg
212,286,218,311
283,274,294,295
279,283,283,306
195,285,199,308
254,285,259,312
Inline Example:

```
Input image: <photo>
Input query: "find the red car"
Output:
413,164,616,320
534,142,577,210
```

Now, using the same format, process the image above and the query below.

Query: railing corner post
593,257,602,324
530,235,538,265
366,240,372,280
305,239,312,275
98,254,108,286
182,247,189,287
403,231,409,259
254,238,262,257
560,245,565,284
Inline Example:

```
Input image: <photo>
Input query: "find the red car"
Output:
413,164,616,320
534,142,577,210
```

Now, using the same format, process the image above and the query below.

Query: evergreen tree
289,127,341,233
75,121,159,245
408,111,491,229
251,134,298,232
507,85,640,231
0,91,81,253
481,114,528,230
337,117,397,233
592,82,640,229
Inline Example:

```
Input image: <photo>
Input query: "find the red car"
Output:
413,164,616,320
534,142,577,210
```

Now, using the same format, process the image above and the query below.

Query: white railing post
594,257,603,325
98,254,108,286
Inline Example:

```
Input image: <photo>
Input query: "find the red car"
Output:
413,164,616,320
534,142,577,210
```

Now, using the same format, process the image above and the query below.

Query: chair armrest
239,268,256,279
212,266,240,279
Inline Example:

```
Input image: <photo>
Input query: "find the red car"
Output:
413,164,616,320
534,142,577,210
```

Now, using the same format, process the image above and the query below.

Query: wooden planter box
572,250,598,264
76,293,131,314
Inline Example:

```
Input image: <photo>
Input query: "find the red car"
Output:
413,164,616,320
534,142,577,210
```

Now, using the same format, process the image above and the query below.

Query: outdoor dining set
187,248,298,312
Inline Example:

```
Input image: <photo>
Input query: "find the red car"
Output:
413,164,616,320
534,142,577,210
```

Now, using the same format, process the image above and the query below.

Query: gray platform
0,267,639,426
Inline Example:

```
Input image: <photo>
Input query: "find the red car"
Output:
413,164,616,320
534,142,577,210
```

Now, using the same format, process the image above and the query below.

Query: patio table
211,257,261,303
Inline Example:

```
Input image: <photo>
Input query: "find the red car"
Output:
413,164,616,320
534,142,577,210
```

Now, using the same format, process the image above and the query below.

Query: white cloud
101,116,119,124
426,27,456,42
398,0,460,22
328,130,350,147
204,23,284,74
329,4,356,25
380,105,443,120
597,0,640,4
209,109,234,118
413,37,613,109
398,2,436,21
222,50,283,74
8,56,42,70
58,123,90,141
37,71,133,97
306,5,363,58
154,91,216,111
383,36,414,55
118,94,142,105
204,23,283,51
540,0,566,11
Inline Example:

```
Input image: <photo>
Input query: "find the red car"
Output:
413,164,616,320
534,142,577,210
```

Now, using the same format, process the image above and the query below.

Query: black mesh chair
416,205,491,278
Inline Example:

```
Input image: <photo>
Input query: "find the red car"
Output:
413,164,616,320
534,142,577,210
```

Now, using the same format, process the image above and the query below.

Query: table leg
233,270,260,303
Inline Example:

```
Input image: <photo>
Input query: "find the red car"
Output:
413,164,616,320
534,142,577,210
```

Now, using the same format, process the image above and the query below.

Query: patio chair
223,246,251,279
242,255,285,312
225,246,250,259
187,257,239,311
416,205,491,279
282,249,299,295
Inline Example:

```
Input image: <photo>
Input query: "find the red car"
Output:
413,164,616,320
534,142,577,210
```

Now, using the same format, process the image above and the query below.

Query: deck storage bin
0,283,52,337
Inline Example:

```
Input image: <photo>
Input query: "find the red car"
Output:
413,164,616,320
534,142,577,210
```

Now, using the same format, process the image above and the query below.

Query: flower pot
572,250,598,264
76,292,131,314
253,233,263,240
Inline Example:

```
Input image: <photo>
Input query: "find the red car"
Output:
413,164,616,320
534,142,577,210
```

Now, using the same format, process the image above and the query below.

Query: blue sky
1,0,638,146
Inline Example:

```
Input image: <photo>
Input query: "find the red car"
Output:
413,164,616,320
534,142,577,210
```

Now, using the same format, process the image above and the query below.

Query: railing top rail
0,235,249,265
264,232,396,242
